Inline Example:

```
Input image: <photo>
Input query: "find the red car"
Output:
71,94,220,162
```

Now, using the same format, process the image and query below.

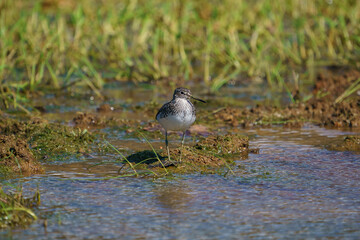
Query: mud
328,135,360,152
0,118,94,175
97,104,114,113
205,69,360,129
195,134,249,154
123,134,251,175
313,69,360,98
73,112,105,128
1,119,94,156
0,135,43,175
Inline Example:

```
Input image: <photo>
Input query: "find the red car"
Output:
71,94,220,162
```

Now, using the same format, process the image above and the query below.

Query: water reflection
1,126,360,239
153,183,192,213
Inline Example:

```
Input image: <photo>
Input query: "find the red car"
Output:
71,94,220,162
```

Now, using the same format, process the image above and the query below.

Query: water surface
2,125,360,239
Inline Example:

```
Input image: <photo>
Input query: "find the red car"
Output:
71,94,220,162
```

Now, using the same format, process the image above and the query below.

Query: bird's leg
181,131,186,148
179,131,186,162
165,131,171,162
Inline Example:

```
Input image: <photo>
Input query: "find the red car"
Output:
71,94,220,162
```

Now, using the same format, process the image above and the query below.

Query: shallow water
1,125,360,239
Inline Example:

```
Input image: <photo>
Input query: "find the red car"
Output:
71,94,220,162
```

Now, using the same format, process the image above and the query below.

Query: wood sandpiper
156,87,206,162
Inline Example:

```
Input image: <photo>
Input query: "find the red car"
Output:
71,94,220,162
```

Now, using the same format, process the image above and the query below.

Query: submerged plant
0,187,40,229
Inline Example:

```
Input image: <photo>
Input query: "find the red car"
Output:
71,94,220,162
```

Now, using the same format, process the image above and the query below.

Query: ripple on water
1,126,360,239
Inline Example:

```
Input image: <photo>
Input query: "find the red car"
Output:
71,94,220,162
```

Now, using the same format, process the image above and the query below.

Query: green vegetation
0,187,40,228
99,132,249,176
0,118,94,175
0,119,94,157
335,77,360,103
1,0,359,112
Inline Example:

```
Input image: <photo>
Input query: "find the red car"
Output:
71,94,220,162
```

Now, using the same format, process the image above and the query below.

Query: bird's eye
181,91,184,94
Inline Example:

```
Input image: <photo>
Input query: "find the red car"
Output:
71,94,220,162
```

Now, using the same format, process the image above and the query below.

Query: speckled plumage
156,87,205,162
156,88,196,131
156,97,196,131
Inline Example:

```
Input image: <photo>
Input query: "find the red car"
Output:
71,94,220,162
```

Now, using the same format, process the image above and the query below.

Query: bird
156,87,206,162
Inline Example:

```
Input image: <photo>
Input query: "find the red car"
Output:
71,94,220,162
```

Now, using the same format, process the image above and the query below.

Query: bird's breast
157,98,195,131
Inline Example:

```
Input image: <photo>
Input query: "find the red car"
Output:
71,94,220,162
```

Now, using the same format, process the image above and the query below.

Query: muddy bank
0,118,94,175
328,135,360,152
120,134,254,175
0,135,43,175
202,69,360,129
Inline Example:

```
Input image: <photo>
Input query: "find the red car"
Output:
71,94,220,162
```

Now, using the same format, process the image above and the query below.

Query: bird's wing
155,102,170,120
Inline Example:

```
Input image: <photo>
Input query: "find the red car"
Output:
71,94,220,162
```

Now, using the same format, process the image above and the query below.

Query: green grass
1,0,360,111
0,186,40,228
335,77,360,103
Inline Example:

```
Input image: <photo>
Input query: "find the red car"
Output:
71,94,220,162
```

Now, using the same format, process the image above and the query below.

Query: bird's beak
191,96,206,103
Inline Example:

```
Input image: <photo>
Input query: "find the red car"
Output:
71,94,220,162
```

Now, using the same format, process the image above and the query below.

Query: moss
0,118,94,158
0,118,95,176
195,134,249,154
123,134,251,175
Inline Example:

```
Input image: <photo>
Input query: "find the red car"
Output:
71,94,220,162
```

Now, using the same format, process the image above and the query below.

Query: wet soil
0,118,94,156
123,134,252,175
73,112,105,128
204,69,360,129
96,104,114,113
0,118,94,175
328,135,360,152
1,68,359,179
0,135,43,175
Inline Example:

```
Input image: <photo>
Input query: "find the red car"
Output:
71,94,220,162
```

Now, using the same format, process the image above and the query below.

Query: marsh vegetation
0,0,359,235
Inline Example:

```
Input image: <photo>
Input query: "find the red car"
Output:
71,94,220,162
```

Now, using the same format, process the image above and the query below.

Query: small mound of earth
73,112,104,127
328,135,360,152
1,118,93,154
0,135,44,175
132,100,161,116
124,134,251,174
188,124,211,136
97,104,114,113
169,147,223,168
195,134,249,154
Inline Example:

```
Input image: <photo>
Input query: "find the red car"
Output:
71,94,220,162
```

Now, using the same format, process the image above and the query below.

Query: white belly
158,113,195,131
157,98,196,131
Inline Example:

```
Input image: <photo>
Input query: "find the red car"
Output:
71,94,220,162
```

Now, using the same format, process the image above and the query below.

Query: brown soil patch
0,135,44,175
0,118,94,176
123,134,251,174
328,135,360,152
73,112,105,128
169,147,223,167
195,134,249,154
313,69,360,98
97,104,114,113
209,69,360,128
